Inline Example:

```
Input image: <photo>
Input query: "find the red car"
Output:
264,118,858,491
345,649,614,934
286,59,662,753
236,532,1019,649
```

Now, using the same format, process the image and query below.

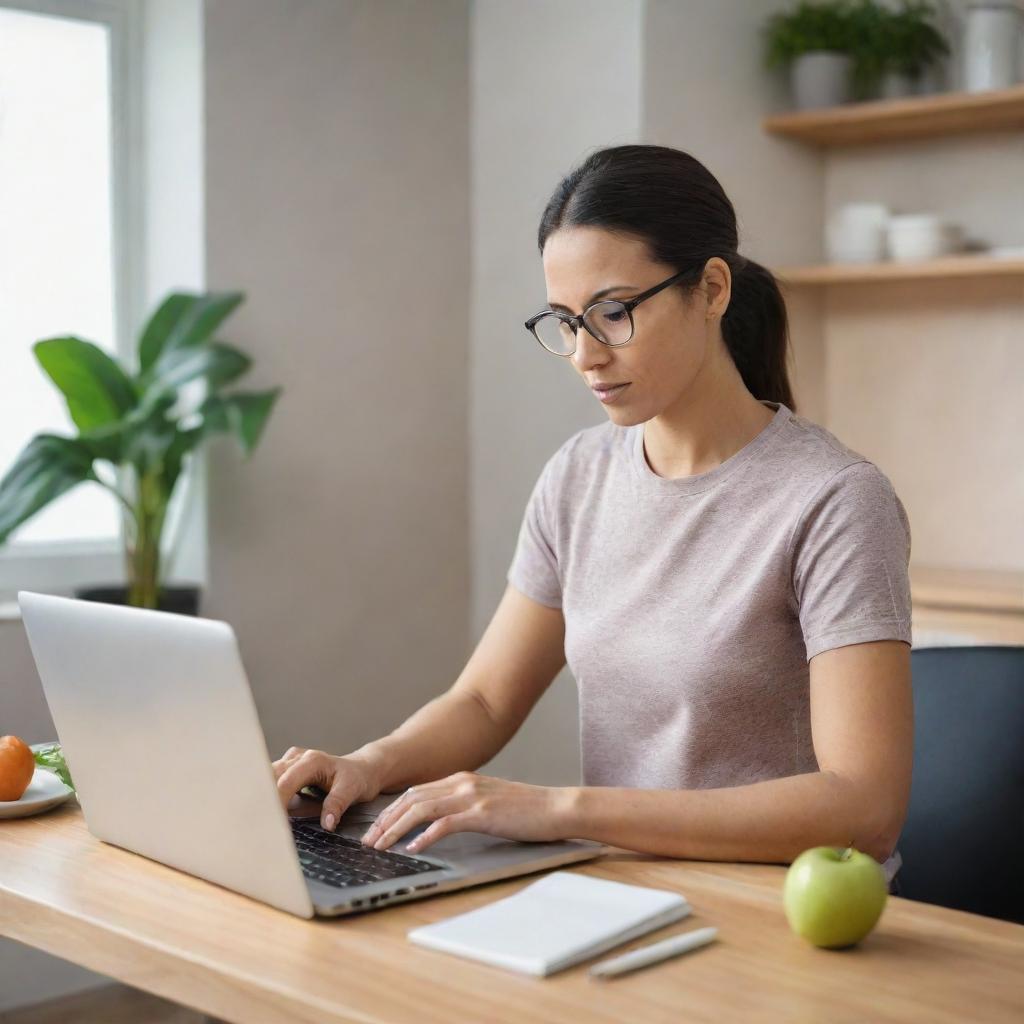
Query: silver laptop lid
18,591,315,919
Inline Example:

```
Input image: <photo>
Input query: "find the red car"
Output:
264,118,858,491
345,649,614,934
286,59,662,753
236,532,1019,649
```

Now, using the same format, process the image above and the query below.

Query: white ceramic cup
887,213,959,261
826,202,890,263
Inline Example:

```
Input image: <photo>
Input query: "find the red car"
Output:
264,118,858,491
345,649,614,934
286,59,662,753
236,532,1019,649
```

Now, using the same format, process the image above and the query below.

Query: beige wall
202,0,472,761
468,0,644,786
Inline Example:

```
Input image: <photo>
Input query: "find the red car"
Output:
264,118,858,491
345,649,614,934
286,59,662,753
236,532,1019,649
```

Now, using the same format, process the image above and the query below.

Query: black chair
892,645,1024,924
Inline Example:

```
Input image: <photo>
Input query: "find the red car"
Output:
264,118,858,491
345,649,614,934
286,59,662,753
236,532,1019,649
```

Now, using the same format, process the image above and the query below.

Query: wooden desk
2,799,1022,1024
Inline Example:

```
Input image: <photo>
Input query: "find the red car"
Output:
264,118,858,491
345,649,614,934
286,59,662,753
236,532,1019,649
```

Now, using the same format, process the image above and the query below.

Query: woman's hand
273,746,383,831
359,772,577,854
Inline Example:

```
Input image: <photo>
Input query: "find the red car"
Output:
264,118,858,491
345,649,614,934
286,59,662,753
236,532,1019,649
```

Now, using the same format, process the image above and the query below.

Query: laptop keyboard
291,820,442,889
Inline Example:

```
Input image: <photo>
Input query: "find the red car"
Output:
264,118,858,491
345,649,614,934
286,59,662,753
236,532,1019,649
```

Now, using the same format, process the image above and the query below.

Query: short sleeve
790,461,913,662
506,451,563,609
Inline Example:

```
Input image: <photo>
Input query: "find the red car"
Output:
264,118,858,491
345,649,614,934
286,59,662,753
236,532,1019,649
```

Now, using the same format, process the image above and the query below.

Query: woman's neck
642,386,776,481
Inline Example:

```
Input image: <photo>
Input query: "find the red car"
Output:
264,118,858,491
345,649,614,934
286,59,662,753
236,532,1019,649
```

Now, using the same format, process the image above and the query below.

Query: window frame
0,0,145,598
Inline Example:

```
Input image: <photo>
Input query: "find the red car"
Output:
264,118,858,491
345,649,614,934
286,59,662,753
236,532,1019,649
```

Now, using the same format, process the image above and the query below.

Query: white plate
0,742,75,819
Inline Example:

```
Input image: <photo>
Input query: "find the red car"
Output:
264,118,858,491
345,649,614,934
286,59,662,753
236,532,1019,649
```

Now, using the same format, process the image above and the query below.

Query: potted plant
764,0,860,110
846,0,892,100
891,1,949,96
0,291,281,613
850,0,950,100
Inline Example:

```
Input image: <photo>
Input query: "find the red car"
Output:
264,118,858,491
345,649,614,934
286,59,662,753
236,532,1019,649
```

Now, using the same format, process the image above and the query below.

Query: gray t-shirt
506,400,912,882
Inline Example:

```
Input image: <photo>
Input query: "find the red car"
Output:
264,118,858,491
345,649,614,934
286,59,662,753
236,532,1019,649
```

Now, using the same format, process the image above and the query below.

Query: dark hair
537,144,796,412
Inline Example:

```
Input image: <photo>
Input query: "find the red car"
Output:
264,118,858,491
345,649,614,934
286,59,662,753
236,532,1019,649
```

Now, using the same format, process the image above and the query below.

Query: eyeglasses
524,267,695,357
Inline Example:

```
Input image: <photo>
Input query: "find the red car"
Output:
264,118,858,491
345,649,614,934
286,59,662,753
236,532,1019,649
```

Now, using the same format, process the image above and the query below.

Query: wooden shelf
774,253,1024,285
910,565,1024,614
763,83,1024,146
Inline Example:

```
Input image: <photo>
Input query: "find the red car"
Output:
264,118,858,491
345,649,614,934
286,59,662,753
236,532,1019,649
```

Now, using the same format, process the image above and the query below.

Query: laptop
17,591,609,919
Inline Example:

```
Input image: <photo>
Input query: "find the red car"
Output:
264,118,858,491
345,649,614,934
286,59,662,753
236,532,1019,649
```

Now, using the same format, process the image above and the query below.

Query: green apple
783,845,888,948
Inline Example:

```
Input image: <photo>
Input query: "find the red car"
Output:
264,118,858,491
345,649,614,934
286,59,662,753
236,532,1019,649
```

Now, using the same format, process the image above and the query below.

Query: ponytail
721,255,796,411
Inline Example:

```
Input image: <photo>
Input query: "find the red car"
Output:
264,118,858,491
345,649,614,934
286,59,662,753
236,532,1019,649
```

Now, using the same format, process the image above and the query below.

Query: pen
588,925,719,978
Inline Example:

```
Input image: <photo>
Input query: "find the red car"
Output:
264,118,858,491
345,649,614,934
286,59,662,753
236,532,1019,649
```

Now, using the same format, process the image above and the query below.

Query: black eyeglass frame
524,266,696,356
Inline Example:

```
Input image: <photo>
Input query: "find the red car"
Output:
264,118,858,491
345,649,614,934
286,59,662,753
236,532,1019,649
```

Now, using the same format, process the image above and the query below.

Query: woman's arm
362,638,912,862
562,639,912,865
354,583,567,792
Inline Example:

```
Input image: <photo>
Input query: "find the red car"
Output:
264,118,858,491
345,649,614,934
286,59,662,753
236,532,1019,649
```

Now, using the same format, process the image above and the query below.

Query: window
0,0,142,596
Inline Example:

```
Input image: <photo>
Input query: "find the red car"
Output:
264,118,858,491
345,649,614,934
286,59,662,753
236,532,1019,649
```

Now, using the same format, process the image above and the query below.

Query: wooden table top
2,798,1022,1024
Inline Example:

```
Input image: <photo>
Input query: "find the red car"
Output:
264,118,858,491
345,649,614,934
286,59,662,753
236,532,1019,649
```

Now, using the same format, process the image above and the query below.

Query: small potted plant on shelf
849,0,950,100
764,0,860,110
0,291,281,614
846,0,892,100
880,0,949,98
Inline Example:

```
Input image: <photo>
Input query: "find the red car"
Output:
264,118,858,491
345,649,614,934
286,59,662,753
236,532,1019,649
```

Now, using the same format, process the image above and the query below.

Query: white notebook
406,870,692,977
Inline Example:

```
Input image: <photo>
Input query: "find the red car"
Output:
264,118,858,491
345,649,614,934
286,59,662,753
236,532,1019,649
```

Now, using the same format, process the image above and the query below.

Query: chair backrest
897,645,1024,924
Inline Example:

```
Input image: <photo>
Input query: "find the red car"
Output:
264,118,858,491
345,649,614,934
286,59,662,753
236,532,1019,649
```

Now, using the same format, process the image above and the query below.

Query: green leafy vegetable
32,743,75,792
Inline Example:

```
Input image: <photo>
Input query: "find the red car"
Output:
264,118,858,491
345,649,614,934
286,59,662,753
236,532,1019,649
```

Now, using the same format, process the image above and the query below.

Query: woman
274,144,912,894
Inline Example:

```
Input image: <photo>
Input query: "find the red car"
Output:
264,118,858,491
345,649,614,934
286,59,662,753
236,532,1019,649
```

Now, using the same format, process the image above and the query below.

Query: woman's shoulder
774,407,898,494
769,410,905,535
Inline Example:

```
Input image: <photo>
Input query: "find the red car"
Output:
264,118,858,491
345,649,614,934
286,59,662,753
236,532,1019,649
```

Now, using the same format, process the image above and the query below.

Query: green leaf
78,421,126,464
33,743,75,792
132,388,279,504
137,294,193,372
139,341,252,406
121,395,179,477
33,337,138,432
162,426,205,497
138,291,245,372
0,434,97,543
76,392,182,469
200,388,281,455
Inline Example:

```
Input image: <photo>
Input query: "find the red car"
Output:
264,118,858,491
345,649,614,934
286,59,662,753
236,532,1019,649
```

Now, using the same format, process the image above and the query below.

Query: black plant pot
73,584,201,617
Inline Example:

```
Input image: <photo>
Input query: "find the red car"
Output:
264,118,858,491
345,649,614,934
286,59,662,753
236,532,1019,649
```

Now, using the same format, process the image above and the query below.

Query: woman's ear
702,258,732,318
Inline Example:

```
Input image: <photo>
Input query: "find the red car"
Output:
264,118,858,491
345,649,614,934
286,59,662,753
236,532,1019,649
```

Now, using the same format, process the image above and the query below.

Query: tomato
0,735,36,801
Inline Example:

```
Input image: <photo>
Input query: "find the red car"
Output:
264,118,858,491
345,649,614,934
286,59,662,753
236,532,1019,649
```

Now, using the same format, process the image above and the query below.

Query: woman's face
541,225,729,425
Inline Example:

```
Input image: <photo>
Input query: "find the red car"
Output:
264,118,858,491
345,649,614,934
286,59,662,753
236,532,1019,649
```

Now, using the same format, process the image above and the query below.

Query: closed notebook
406,870,692,977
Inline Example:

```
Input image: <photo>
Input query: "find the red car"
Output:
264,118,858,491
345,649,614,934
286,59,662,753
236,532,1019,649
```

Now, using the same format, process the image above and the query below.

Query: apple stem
841,846,853,860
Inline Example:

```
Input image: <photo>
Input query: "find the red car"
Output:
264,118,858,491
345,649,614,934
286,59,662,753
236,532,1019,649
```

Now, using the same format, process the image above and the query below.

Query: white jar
963,2,1022,92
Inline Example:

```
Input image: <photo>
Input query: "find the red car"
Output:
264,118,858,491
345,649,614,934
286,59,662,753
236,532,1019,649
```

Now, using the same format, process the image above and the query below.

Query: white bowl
887,218,959,261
